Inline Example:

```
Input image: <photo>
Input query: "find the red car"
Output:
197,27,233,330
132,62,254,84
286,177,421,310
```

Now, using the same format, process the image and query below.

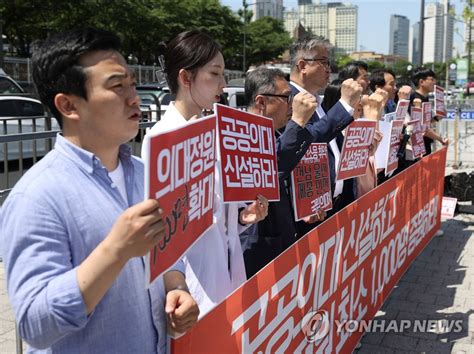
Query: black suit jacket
243,120,312,277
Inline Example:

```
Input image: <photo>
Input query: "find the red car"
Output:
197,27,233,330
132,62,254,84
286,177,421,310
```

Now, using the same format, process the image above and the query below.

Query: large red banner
385,119,404,175
290,143,332,221
337,120,377,181
215,104,279,203
144,116,216,284
171,147,447,353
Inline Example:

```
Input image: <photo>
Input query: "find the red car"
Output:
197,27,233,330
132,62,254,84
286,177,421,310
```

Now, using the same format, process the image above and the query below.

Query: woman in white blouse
143,30,268,321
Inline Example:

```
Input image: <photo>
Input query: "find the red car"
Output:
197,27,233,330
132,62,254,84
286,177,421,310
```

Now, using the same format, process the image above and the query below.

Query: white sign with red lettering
441,197,457,218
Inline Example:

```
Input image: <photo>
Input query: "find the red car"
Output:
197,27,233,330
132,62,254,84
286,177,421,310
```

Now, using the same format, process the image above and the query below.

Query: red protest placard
290,143,333,221
336,120,377,181
170,148,447,354
395,99,410,120
215,103,279,203
434,85,446,117
422,102,432,132
385,119,404,175
407,112,426,159
144,115,216,285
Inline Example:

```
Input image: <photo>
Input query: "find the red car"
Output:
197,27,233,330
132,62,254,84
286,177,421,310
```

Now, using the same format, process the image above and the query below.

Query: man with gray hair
242,67,320,277
289,37,362,233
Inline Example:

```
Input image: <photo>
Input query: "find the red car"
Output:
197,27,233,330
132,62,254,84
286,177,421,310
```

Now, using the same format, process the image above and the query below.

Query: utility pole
469,0,473,80
419,0,425,66
444,0,450,89
0,15,4,69
242,0,248,73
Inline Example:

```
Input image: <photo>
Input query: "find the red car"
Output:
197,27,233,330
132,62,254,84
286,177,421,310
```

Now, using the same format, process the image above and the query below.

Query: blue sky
221,0,466,56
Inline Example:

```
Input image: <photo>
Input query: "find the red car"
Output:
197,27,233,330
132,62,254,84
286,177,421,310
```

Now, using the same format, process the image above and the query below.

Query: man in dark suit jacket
288,37,362,235
241,67,319,277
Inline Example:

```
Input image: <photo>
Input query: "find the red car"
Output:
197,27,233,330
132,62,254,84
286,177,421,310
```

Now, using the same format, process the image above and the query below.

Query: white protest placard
375,120,391,169
441,197,457,218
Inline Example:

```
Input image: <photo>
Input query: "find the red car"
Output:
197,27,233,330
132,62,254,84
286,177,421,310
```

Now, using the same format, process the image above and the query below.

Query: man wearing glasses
241,67,319,277
289,37,363,234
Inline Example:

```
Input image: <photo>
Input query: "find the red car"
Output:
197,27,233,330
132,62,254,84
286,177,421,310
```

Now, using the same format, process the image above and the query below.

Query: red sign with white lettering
385,120,404,175
144,115,216,284
408,114,426,159
434,85,447,118
395,100,410,120
215,104,279,203
290,143,332,221
422,102,432,132
336,120,377,181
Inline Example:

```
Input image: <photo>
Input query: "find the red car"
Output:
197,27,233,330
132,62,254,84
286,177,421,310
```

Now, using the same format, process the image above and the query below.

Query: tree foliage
245,17,291,68
0,0,291,70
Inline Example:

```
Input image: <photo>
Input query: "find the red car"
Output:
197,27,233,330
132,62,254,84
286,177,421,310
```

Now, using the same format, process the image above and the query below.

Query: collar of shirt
290,81,324,116
54,133,132,175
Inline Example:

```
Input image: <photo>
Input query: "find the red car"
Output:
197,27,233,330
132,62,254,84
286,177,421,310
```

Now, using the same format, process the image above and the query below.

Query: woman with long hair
143,30,268,325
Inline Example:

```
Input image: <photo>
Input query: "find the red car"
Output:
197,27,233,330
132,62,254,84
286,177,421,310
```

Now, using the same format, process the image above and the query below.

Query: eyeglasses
260,93,294,104
303,58,331,68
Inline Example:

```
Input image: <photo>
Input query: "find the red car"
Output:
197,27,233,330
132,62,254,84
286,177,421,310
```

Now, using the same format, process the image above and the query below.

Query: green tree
367,61,384,72
335,55,352,71
0,0,244,68
391,59,412,77
245,17,291,68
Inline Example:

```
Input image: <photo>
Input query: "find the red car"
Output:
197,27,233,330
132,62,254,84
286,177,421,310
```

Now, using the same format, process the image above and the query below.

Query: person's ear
255,95,266,115
54,93,80,122
178,69,192,88
297,59,307,74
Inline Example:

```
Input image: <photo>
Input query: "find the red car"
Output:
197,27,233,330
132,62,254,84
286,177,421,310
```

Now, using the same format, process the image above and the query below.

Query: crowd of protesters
0,27,448,353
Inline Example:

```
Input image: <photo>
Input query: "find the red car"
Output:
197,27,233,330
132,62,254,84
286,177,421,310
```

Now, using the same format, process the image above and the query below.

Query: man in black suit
241,67,319,277
289,37,362,235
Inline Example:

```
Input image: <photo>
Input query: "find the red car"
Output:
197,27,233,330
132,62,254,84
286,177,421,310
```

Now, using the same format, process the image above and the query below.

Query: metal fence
0,113,157,205
441,98,474,168
3,57,244,88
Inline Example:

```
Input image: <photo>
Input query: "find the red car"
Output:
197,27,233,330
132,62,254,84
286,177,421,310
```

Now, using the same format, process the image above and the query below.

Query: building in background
283,1,357,54
389,15,409,60
252,0,284,21
422,1,454,63
409,21,421,65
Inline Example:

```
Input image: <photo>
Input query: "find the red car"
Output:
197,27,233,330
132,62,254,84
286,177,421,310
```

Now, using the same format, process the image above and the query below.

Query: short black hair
369,68,395,92
245,67,287,108
338,61,368,81
321,79,343,113
411,67,436,87
163,30,222,95
32,28,121,128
